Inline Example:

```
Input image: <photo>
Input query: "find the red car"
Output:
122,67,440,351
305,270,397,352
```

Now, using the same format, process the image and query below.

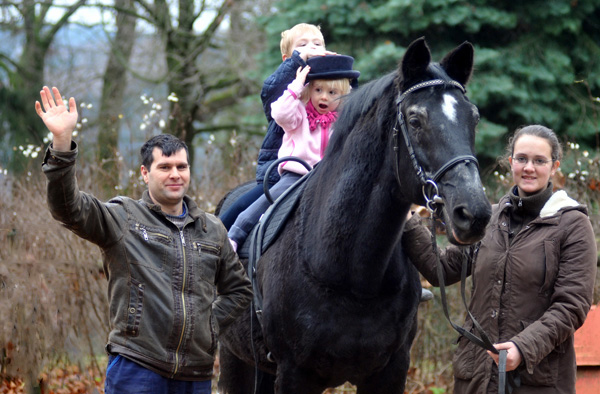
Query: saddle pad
237,173,311,259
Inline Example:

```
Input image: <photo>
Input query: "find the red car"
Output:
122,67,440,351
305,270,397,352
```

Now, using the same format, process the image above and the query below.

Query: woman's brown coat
403,190,597,393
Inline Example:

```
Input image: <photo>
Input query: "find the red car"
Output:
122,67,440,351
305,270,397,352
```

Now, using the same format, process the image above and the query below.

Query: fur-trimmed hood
540,189,583,218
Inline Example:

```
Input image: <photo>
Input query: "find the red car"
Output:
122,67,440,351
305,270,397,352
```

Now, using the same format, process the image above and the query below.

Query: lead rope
427,201,516,393
393,77,514,392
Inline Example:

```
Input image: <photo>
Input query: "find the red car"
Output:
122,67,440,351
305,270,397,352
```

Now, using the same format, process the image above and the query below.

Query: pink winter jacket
271,79,334,176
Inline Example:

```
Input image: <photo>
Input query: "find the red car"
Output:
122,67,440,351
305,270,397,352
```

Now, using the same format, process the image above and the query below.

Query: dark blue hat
306,55,360,87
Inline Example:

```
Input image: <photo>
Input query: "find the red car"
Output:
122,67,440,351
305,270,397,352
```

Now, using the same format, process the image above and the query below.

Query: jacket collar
508,183,553,219
142,190,207,230
540,190,582,218
497,188,585,225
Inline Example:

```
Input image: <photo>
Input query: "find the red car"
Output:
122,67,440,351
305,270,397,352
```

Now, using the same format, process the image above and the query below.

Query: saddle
236,172,311,259
233,172,312,326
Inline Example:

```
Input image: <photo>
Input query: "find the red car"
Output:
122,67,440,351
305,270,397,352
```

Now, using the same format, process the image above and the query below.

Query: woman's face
509,134,560,197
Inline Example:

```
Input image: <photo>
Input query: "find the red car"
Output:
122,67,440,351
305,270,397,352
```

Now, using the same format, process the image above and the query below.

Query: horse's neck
300,146,413,296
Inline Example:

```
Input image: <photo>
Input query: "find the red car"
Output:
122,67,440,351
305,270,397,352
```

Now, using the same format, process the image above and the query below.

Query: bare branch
37,0,52,23
134,0,157,22
191,0,232,52
98,3,154,26
0,52,22,72
135,0,171,31
42,0,87,46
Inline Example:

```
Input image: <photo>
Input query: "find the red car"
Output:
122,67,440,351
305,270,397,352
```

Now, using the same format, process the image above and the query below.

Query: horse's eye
408,117,421,129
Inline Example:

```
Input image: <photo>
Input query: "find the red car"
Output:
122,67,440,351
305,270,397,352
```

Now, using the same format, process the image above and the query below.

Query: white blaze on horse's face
442,94,458,123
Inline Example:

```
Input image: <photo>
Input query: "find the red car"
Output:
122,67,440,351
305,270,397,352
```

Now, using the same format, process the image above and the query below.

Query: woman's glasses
512,156,552,167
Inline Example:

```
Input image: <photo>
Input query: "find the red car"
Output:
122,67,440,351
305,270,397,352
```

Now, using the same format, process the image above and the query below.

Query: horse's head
395,38,491,245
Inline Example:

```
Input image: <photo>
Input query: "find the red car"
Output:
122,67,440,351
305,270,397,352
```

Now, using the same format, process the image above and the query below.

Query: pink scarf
306,101,337,155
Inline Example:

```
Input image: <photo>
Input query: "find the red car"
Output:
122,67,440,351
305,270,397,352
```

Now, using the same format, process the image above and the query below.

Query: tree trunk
1,0,85,172
97,0,137,193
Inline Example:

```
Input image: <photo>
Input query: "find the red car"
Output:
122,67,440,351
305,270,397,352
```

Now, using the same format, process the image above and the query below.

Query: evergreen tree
262,0,600,165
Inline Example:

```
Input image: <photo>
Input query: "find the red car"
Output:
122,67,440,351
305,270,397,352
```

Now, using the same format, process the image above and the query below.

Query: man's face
141,147,190,210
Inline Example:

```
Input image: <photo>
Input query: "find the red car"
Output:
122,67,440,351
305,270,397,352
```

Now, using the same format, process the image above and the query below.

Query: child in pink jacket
228,55,360,250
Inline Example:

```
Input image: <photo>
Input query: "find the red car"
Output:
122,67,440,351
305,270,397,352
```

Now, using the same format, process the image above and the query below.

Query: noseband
392,79,478,210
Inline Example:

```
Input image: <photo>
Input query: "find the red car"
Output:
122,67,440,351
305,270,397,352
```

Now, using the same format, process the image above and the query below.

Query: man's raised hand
35,86,78,151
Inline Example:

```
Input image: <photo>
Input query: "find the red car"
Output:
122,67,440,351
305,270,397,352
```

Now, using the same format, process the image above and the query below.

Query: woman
403,125,597,393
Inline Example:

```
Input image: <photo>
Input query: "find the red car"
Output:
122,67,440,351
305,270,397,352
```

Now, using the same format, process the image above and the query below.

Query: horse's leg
217,345,256,394
355,350,410,394
274,365,326,394
355,318,417,394
256,370,276,394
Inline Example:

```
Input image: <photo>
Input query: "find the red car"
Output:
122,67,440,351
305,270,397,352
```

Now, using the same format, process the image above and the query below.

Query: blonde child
228,55,359,250
219,23,336,229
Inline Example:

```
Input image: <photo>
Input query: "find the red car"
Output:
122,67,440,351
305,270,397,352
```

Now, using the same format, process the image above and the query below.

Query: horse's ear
400,37,431,84
440,41,474,86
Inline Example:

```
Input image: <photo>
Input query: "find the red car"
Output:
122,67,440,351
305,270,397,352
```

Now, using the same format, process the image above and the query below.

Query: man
36,86,252,394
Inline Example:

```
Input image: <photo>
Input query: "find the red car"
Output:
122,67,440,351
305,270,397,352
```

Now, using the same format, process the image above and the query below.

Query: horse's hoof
420,289,434,302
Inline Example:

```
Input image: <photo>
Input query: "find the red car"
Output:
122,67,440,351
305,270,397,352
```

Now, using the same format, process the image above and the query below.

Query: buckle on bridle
422,180,444,212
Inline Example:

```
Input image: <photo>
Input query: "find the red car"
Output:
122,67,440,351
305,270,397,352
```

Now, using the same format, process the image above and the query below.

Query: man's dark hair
140,134,189,169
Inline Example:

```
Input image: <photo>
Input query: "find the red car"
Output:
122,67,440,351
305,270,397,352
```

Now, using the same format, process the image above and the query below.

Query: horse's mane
325,61,455,158
335,72,396,136
326,72,397,154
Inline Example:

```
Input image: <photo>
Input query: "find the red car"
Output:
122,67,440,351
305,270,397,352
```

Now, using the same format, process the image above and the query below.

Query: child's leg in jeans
219,183,265,230
228,172,302,247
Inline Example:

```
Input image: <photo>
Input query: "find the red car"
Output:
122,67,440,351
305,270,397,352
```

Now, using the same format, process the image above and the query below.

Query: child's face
284,31,325,60
309,81,341,115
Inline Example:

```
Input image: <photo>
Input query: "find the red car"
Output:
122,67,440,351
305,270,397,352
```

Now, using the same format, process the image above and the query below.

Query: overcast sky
44,0,220,32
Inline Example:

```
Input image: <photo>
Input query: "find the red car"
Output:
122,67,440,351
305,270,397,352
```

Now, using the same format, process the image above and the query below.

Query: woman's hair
505,124,563,162
280,23,323,58
299,78,352,104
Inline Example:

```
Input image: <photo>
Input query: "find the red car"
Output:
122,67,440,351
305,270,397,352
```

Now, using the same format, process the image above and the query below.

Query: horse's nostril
453,206,474,230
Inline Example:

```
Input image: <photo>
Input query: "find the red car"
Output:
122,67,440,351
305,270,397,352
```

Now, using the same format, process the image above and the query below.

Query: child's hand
298,47,337,61
295,65,311,85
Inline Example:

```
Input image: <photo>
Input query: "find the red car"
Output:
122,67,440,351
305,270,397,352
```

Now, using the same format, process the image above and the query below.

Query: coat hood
540,190,583,218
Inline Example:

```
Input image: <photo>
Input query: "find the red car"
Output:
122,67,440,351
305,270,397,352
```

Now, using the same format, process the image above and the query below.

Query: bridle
393,79,520,393
392,79,478,209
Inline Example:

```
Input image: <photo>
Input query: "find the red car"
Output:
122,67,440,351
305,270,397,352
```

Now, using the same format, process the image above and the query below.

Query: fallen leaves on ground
1,365,103,394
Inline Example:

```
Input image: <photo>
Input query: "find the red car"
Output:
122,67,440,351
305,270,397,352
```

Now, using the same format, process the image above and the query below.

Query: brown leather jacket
42,143,252,380
403,189,597,394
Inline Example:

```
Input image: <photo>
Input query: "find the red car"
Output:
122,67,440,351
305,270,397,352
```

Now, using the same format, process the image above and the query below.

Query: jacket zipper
197,242,220,255
135,223,170,242
172,229,187,377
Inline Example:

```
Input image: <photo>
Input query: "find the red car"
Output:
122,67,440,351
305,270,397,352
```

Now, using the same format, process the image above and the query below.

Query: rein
394,79,518,393
427,207,519,393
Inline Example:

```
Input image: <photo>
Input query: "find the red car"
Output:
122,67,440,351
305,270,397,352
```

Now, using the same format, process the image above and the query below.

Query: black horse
217,38,492,394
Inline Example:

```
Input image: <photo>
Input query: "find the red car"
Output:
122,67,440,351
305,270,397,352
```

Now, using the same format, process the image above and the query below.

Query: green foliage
0,0,86,173
354,42,405,81
262,0,600,165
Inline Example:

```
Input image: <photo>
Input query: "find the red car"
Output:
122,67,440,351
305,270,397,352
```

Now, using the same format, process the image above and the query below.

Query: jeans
228,172,302,246
105,354,211,394
219,183,265,230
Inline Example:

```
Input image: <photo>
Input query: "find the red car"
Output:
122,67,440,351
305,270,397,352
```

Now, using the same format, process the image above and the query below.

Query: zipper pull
518,198,522,208
142,227,148,241
180,230,186,247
